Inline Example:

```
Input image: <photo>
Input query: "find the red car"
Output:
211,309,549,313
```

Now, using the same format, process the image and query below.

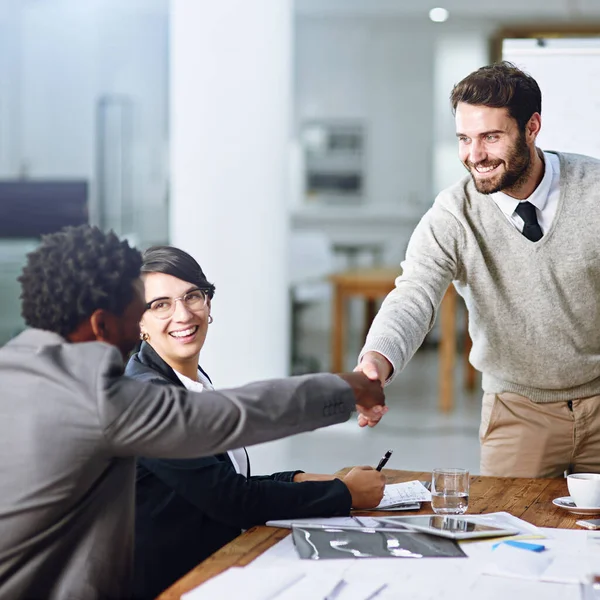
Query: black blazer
125,343,351,599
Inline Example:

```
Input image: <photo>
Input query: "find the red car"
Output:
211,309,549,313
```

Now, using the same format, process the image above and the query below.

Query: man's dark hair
450,61,542,131
141,246,215,299
19,225,142,337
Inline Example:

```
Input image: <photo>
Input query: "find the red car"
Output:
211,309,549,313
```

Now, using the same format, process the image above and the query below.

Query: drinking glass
431,468,469,515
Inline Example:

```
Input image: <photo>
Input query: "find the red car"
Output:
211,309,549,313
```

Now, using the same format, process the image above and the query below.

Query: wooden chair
329,268,477,412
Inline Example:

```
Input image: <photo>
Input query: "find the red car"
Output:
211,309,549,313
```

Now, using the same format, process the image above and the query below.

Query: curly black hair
19,225,142,337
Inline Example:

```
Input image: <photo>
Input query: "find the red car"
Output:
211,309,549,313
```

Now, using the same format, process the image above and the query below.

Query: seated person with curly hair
126,246,386,599
0,225,386,600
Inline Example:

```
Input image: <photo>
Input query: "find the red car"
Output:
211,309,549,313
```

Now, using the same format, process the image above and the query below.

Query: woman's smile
169,325,199,343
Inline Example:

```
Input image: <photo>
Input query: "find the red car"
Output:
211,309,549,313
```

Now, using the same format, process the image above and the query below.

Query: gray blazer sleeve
96,346,355,458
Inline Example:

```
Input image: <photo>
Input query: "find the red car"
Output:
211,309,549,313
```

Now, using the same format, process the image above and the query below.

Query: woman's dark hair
141,246,215,299
19,224,142,337
450,61,542,131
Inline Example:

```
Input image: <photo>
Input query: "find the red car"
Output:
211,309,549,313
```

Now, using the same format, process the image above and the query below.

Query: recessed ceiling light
429,7,449,22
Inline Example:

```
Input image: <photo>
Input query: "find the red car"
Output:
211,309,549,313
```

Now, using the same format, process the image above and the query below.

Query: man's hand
340,466,386,509
352,352,393,427
336,372,386,427
354,351,393,385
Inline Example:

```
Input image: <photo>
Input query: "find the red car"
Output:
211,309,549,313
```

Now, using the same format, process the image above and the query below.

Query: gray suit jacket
0,329,354,599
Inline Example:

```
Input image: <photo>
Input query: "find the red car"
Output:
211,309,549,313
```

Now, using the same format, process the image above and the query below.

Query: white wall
293,17,493,265
296,17,434,215
292,16,492,340
0,0,169,246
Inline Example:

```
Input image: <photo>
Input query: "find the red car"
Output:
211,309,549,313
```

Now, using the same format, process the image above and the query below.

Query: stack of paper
375,480,431,510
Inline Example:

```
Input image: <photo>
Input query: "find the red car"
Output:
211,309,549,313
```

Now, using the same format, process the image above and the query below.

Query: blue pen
492,540,546,552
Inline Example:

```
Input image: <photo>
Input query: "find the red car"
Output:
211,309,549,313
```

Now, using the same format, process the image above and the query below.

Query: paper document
375,480,431,509
248,534,584,599
469,526,599,586
268,572,344,600
181,566,305,600
184,563,389,600
275,574,387,600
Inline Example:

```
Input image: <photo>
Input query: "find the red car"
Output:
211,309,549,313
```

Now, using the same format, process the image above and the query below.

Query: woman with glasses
125,246,385,599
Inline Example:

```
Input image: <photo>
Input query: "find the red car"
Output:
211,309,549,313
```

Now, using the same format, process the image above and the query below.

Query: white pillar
170,0,292,387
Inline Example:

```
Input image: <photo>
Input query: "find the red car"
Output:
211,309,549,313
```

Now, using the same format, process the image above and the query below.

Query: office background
0,0,598,474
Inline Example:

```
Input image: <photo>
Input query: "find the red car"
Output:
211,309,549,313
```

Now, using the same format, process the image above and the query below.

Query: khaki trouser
479,392,600,478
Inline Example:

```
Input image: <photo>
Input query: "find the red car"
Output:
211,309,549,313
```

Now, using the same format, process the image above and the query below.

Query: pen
376,449,393,471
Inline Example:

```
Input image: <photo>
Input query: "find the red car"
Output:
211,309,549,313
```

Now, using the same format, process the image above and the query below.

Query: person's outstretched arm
354,201,463,426
97,348,385,458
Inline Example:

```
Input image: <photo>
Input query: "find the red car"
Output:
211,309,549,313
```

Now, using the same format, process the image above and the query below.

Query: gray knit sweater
361,151,600,402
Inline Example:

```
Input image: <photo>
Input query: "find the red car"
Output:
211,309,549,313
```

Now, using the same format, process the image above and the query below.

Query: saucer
552,496,600,515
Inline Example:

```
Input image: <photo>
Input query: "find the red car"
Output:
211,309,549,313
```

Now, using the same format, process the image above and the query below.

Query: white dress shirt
491,151,560,235
175,369,249,477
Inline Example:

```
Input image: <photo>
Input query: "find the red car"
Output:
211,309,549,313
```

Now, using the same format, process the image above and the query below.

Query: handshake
338,350,394,429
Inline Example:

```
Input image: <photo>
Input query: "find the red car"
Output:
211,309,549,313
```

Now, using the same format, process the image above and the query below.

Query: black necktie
514,201,543,242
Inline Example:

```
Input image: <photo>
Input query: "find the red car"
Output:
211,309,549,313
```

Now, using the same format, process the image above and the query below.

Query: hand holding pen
342,466,386,508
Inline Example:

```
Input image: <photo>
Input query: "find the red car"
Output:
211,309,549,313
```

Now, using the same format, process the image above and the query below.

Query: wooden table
158,469,577,599
329,268,475,412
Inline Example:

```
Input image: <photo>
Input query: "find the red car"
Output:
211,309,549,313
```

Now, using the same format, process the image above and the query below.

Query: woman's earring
208,315,213,325
140,332,150,342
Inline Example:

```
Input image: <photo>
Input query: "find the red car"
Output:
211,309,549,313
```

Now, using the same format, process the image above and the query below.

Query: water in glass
431,468,469,515
431,491,469,514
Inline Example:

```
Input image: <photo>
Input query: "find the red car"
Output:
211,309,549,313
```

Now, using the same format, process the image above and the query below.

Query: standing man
0,225,385,600
357,61,600,479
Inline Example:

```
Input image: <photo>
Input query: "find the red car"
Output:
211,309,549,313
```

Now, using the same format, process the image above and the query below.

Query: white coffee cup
567,473,600,507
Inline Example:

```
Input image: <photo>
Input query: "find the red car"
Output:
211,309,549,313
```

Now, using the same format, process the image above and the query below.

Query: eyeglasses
145,289,210,319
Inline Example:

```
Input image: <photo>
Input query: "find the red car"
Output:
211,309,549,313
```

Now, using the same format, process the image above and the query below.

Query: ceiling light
429,7,449,22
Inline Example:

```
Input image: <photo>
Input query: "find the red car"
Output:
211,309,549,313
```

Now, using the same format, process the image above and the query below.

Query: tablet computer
373,515,519,540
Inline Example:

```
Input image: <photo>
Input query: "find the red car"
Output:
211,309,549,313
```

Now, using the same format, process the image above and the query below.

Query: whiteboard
503,42,600,159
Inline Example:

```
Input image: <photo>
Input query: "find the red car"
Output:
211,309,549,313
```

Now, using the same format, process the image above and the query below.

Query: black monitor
0,180,88,238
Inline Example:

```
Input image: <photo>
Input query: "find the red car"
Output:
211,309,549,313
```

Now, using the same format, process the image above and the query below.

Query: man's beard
465,132,532,195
